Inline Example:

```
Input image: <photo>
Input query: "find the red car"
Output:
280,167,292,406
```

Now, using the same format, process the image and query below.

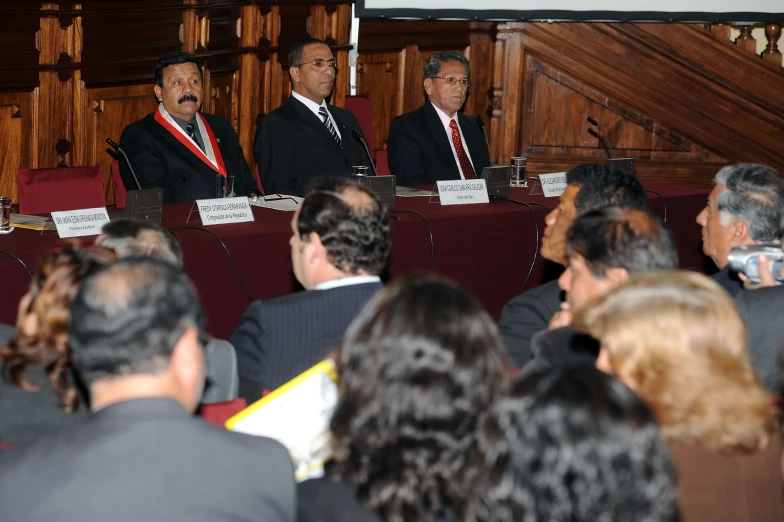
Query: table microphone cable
0,250,32,280
389,209,436,274
493,197,542,293
388,214,401,240
645,189,667,223
167,225,255,302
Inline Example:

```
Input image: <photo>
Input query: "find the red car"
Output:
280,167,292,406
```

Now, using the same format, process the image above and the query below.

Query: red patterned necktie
449,119,476,179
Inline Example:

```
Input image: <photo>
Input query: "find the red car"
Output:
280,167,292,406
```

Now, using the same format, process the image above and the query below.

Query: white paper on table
249,195,303,212
396,186,434,197
226,359,339,481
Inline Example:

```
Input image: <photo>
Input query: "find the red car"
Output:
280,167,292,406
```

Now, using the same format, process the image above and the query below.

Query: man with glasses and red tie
254,38,369,196
388,52,490,187
118,52,259,203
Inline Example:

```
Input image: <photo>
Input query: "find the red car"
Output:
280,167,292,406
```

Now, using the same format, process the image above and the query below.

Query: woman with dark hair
297,274,511,522
0,245,115,446
462,367,678,522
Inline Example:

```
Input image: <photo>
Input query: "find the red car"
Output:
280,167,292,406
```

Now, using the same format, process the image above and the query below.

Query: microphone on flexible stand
106,138,143,190
476,115,495,166
586,117,616,159
586,117,636,177
351,129,377,176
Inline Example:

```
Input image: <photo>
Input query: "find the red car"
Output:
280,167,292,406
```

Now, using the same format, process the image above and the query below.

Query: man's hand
739,255,782,289
549,302,573,329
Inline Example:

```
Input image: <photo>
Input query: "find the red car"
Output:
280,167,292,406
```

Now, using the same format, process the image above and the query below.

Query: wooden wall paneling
237,3,270,167
489,24,525,165
464,22,495,121
85,85,157,204
354,51,403,154
0,94,32,202
0,4,41,92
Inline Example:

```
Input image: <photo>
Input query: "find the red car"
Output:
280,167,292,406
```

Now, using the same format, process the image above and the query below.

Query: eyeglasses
434,76,470,87
295,58,338,69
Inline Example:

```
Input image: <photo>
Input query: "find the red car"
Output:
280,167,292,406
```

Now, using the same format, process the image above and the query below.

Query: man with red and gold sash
119,52,259,203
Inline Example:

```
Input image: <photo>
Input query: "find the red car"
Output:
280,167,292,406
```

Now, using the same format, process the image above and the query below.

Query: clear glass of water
0,196,11,233
353,166,369,176
511,157,527,187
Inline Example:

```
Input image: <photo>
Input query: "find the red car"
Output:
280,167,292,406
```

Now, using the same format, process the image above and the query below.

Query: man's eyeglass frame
433,76,470,87
294,58,338,69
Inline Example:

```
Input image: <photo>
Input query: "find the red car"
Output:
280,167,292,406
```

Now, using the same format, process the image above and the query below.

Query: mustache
178,94,199,104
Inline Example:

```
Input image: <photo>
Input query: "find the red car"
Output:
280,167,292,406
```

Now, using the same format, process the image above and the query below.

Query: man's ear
169,328,204,411
307,232,327,263
424,77,433,96
154,84,162,103
604,267,630,286
728,220,751,247
289,66,300,85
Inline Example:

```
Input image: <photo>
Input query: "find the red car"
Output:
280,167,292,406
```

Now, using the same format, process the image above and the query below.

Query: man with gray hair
696,163,784,296
388,51,490,186
96,218,183,267
0,259,296,522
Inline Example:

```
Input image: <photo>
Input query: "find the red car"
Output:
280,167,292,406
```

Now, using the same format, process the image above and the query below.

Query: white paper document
249,195,303,212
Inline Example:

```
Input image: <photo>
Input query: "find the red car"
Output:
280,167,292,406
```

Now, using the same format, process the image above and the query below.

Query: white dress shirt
291,91,342,140
314,275,381,290
432,104,474,180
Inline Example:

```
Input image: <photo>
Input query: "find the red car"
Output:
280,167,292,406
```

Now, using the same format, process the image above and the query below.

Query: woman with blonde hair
573,270,783,522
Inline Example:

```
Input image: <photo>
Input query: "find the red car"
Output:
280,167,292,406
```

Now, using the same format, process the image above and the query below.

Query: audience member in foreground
0,245,114,446
297,274,511,522
462,367,678,522
498,163,648,366
574,270,784,522
521,206,678,379
231,176,389,401
96,218,183,267
696,163,784,296
0,259,296,522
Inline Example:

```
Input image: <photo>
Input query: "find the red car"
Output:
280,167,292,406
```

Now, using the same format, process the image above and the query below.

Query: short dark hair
288,37,328,68
566,163,649,215
462,367,678,522
715,163,784,241
297,177,390,275
567,206,678,277
68,258,204,386
98,219,183,267
330,274,510,521
155,51,202,87
424,51,470,80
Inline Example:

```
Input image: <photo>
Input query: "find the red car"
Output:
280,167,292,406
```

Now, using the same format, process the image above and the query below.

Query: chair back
199,398,247,428
345,94,374,151
111,160,128,208
376,150,391,175
202,338,240,404
17,166,105,215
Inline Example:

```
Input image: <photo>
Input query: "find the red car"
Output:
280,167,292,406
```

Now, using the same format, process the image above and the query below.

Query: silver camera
727,245,784,284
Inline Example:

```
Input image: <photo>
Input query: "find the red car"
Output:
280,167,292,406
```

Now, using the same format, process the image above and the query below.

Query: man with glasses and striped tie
254,38,370,196
388,51,490,187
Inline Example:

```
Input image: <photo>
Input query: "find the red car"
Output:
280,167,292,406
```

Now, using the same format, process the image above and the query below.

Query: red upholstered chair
17,166,105,215
375,150,391,176
199,398,247,428
344,94,374,151
111,160,128,209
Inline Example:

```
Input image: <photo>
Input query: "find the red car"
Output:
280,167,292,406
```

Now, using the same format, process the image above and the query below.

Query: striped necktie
318,106,341,147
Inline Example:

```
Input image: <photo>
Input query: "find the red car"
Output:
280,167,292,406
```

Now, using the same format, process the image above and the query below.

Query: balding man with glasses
388,51,490,186
254,38,370,195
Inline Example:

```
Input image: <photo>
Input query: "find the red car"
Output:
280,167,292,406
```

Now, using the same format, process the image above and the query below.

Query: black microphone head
351,129,364,142
106,137,119,149
476,115,485,128
586,117,599,127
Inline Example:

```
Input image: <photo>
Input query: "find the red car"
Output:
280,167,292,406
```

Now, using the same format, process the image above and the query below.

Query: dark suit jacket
735,285,784,394
497,279,563,367
387,100,490,186
254,97,368,195
231,282,382,402
119,112,259,204
519,326,600,382
0,398,296,522
711,266,743,297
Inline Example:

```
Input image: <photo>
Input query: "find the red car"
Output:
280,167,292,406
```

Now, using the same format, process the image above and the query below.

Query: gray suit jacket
735,285,784,394
0,398,296,522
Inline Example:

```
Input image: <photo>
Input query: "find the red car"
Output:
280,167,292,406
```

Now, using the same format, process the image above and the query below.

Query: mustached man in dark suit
231,177,389,402
388,51,490,186
254,38,369,196
0,259,295,522
119,52,259,203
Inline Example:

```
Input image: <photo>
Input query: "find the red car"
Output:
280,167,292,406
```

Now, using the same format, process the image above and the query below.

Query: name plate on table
539,172,568,198
196,197,254,226
436,179,490,206
51,208,110,238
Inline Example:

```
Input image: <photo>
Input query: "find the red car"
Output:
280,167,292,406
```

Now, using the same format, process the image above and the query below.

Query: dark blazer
387,100,491,186
711,266,743,297
735,285,784,394
0,365,87,447
497,279,563,367
119,112,259,204
231,282,383,402
519,326,600,382
670,433,784,522
0,398,296,522
297,478,459,522
254,97,369,195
